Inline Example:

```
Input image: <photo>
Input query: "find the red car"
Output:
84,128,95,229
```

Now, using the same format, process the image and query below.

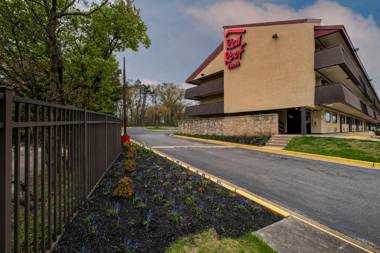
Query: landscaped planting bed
54,145,281,253
177,133,270,146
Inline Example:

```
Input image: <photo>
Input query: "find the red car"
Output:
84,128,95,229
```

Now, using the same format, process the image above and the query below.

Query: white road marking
151,145,234,149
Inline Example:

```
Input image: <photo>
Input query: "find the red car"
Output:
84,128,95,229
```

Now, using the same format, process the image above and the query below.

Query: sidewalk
255,217,367,253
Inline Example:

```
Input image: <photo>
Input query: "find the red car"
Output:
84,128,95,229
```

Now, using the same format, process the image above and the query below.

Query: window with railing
360,101,368,115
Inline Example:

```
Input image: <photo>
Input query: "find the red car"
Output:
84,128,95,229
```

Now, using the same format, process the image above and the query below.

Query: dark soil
177,133,270,146
54,146,281,253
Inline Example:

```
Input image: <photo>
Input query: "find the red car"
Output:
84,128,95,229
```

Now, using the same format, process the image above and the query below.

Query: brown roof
185,42,223,84
314,25,343,38
223,18,321,29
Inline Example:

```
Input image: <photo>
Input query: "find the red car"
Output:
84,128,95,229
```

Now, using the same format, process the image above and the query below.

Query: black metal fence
0,86,122,253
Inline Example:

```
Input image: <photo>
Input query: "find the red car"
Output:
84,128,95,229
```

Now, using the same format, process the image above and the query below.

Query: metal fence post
83,109,88,197
105,115,108,166
0,86,13,253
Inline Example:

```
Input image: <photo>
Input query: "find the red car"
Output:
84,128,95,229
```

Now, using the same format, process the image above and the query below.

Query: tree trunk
47,1,63,103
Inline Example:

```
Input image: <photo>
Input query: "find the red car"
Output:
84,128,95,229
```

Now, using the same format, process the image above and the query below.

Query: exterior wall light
272,33,279,39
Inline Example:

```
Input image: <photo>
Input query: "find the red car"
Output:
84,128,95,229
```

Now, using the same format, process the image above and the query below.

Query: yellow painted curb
173,134,380,171
131,139,377,253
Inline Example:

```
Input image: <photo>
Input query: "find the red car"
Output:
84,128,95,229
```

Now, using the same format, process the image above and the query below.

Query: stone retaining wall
178,114,279,136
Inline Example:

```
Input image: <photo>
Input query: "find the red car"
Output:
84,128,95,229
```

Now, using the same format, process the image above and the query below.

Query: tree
121,81,186,126
158,83,185,125
0,0,150,113
0,0,48,98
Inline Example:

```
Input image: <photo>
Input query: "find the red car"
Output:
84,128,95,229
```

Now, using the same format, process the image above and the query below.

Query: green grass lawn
285,136,380,163
165,229,276,253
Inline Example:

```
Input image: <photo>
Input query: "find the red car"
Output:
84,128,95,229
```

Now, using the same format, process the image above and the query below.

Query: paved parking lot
129,127,380,250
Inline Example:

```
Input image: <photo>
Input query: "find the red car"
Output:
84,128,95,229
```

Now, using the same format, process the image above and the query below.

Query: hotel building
180,19,380,135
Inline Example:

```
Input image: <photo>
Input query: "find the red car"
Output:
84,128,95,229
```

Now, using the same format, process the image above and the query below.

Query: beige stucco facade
311,107,365,134
224,23,317,113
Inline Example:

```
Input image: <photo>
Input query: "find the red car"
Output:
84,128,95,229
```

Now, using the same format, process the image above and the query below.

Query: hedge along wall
178,114,279,136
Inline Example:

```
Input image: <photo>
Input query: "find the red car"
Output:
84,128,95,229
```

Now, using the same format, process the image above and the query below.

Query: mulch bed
54,146,282,253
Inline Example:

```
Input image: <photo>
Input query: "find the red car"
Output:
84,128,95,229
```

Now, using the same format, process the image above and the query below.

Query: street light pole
122,56,127,135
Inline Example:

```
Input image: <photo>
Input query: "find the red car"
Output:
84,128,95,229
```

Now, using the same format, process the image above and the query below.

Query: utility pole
122,56,127,135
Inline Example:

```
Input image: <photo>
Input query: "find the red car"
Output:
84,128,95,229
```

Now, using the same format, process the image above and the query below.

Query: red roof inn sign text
224,28,247,70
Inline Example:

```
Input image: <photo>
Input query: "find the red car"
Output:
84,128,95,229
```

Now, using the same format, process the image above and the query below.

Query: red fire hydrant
121,134,130,145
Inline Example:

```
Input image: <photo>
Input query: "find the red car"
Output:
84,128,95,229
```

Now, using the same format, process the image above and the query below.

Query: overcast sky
117,0,380,93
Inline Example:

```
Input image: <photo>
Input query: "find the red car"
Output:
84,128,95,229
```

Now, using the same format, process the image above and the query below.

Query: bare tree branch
60,0,109,17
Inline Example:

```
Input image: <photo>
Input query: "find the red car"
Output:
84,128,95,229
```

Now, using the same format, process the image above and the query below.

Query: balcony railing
184,78,223,100
315,83,378,119
185,101,224,117
315,45,368,96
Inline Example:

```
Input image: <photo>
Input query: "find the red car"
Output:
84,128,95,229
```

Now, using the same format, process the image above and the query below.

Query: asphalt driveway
129,127,380,249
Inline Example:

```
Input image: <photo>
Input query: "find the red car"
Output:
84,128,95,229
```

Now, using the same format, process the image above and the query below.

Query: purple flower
171,203,185,213
199,200,206,209
95,227,101,237
167,193,175,201
146,209,153,220
113,202,121,212
239,198,249,205
80,245,87,253
123,237,137,249
193,174,202,180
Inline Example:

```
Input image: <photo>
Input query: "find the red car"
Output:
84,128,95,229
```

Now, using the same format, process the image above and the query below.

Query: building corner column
301,107,307,135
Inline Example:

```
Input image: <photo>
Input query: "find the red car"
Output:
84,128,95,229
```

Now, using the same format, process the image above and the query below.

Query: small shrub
127,143,136,153
113,177,134,198
82,215,91,225
142,210,153,227
184,197,194,206
183,182,192,191
136,201,146,209
228,192,237,198
105,208,119,217
168,211,180,223
162,181,171,188
164,199,175,208
196,187,205,193
236,204,246,211
133,196,141,205
153,193,164,203
193,206,203,216
135,145,151,154
125,159,137,173
127,148,137,159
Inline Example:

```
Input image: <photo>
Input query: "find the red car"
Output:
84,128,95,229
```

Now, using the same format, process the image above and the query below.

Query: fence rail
0,86,122,253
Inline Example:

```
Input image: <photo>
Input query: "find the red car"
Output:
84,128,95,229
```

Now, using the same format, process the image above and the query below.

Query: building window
332,113,337,124
360,101,368,115
324,112,331,123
